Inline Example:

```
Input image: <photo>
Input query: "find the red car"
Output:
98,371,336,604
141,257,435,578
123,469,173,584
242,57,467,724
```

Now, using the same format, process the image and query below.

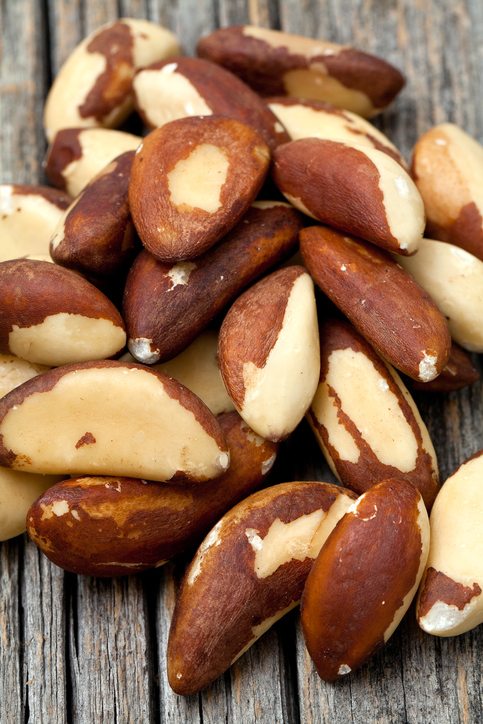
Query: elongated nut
123,202,301,363
417,451,483,636
26,411,277,575
197,26,404,117
274,139,424,254
0,185,71,262
0,354,49,399
129,116,270,261
300,226,451,382
398,238,483,352
45,127,141,197
301,478,430,681
307,318,439,509
50,151,136,276
267,98,405,166
0,468,60,541
133,56,288,149
0,360,229,482
412,124,483,260
43,18,180,140
410,344,479,393
0,259,126,366
168,481,357,694
219,266,320,441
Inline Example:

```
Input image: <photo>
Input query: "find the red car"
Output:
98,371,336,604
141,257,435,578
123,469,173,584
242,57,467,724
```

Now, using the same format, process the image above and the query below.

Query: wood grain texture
0,1,482,723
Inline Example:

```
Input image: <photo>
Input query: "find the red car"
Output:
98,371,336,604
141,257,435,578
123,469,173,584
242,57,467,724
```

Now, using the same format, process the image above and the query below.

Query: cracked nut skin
301,478,429,682
197,26,404,117
267,97,406,166
218,266,320,441
167,481,356,695
308,318,440,509
300,226,451,383
133,56,288,150
26,411,276,576
412,124,483,261
398,238,483,353
129,116,270,262
123,202,301,364
0,259,126,366
50,151,137,277
0,184,71,262
274,138,424,255
45,127,141,198
0,468,61,541
410,344,479,393
43,18,180,140
417,451,483,636
0,360,229,483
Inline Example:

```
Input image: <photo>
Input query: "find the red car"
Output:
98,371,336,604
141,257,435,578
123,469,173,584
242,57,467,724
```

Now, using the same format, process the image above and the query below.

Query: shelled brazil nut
0,468,61,541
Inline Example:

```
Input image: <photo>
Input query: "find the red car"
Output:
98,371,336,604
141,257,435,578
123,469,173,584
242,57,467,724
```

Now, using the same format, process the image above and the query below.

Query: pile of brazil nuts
0,18,482,694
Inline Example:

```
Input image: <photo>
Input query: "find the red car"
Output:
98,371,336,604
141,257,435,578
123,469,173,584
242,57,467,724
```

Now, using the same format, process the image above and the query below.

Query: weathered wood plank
0,541,24,724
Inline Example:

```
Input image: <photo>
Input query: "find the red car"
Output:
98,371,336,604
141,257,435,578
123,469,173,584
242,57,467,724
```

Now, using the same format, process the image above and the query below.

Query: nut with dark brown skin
0,259,126,366
307,318,440,509
300,226,451,383
301,478,429,682
0,360,229,482
218,266,320,441
274,138,425,255
409,344,479,393
43,18,180,140
50,151,137,277
417,451,483,636
133,56,288,150
123,202,302,364
128,116,270,262
167,481,357,695
26,411,277,576
197,25,405,117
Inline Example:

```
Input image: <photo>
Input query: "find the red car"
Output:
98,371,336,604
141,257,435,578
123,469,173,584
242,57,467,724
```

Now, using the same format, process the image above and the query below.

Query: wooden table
1,1,482,722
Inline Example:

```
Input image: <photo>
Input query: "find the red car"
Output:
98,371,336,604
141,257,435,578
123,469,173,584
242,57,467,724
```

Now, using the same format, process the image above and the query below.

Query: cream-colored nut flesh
167,144,229,213
0,355,49,399
0,365,228,481
44,18,180,140
0,468,60,541
8,313,127,367
134,64,212,128
240,273,320,440
121,331,234,415
268,102,402,158
59,129,141,197
418,453,483,636
398,239,483,351
0,187,64,261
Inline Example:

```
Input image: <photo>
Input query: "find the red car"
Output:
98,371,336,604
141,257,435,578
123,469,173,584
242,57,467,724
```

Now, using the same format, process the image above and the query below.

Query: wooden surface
1,1,482,722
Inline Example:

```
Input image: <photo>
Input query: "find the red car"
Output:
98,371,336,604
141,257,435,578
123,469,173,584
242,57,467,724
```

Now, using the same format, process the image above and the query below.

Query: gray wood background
1,1,482,722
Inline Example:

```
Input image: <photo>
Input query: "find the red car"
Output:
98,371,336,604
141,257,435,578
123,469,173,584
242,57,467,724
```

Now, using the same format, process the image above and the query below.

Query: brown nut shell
301,478,429,681
307,318,440,509
26,411,277,576
300,226,451,382
0,360,229,482
50,151,136,276
167,481,357,695
197,26,404,117
0,259,126,366
129,116,270,261
123,202,301,363
133,56,288,149
274,138,424,255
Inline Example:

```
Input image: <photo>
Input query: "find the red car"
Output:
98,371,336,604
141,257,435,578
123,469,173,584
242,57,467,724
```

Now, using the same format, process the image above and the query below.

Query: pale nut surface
0,468,60,541
412,123,483,261
398,238,483,352
167,481,356,695
417,451,483,636
0,354,50,399
218,266,320,441
0,361,229,482
45,127,141,197
43,18,180,140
